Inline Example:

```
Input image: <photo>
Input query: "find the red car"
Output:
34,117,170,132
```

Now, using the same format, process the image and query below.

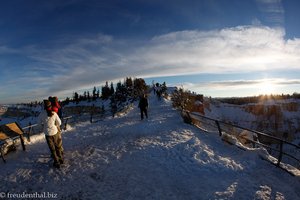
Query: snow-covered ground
1,93,300,200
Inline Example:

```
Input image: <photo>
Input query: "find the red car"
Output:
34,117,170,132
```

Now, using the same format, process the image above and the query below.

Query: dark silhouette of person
138,94,148,120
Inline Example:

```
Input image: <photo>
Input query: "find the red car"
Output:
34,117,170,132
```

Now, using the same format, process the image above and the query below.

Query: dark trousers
45,133,64,164
140,108,148,120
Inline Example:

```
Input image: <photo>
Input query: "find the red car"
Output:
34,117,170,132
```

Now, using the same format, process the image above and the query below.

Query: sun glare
259,80,275,95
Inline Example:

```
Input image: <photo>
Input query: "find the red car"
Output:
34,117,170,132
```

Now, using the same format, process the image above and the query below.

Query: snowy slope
1,93,300,200
205,98,300,141
205,101,256,124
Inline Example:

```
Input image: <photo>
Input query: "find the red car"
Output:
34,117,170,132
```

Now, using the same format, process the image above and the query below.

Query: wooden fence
181,110,300,175
21,103,134,140
1,102,136,163
7,106,299,175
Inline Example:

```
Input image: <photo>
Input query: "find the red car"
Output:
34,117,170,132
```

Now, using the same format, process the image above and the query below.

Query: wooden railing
181,110,300,174
22,116,74,142
21,103,134,139
1,103,135,163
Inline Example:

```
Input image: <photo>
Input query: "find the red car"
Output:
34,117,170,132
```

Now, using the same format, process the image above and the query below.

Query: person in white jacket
38,100,64,168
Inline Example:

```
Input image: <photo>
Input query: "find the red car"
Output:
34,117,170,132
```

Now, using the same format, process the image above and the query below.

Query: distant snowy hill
1,92,299,200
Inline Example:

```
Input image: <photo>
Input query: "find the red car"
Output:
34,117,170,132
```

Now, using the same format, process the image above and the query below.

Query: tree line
217,93,300,105
65,77,148,105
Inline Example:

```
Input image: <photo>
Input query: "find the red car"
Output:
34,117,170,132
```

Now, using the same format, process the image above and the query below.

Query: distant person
38,100,64,169
138,94,148,120
156,89,162,100
111,99,117,118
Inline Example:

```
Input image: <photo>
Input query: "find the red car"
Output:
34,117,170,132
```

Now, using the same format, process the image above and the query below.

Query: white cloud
136,26,300,75
2,25,300,102
178,78,300,97
181,78,300,89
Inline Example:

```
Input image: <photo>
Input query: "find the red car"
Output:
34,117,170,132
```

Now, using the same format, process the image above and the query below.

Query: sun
259,80,275,95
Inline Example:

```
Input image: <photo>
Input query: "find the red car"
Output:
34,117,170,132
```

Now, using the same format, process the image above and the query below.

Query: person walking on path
138,94,148,120
38,100,64,168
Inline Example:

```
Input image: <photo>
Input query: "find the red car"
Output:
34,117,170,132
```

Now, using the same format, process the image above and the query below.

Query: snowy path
1,93,300,200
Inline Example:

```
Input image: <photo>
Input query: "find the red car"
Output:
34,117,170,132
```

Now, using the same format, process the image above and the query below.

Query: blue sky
1,0,300,103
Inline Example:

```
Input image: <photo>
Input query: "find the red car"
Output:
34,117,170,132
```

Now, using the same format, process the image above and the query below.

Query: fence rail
21,116,75,142
182,110,300,174
1,102,136,164
21,103,134,141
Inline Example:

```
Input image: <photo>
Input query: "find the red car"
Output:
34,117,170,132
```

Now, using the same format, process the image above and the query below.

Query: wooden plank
0,122,25,163
0,133,9,140
0,122,23,141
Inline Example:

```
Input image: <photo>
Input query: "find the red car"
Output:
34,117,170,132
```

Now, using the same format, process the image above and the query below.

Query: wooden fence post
0,147,6,163
20,135,26,151
64,118,69,130
277,140,283,166
27,122,32,142
90,113,93,123
215,121,222,136
90,105,95,123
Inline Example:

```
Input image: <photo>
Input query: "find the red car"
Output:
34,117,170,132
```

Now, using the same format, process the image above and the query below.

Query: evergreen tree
110,82,115,96
83,91,87,101
161,81,167,95
115,81,127,102
92,86,97,101
116,81,122,93
125,77,133,88
96,89,100,98
134,78,147,94
65,97,70,105
74,92,79,104
87,91,91,102
102,81,110,99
